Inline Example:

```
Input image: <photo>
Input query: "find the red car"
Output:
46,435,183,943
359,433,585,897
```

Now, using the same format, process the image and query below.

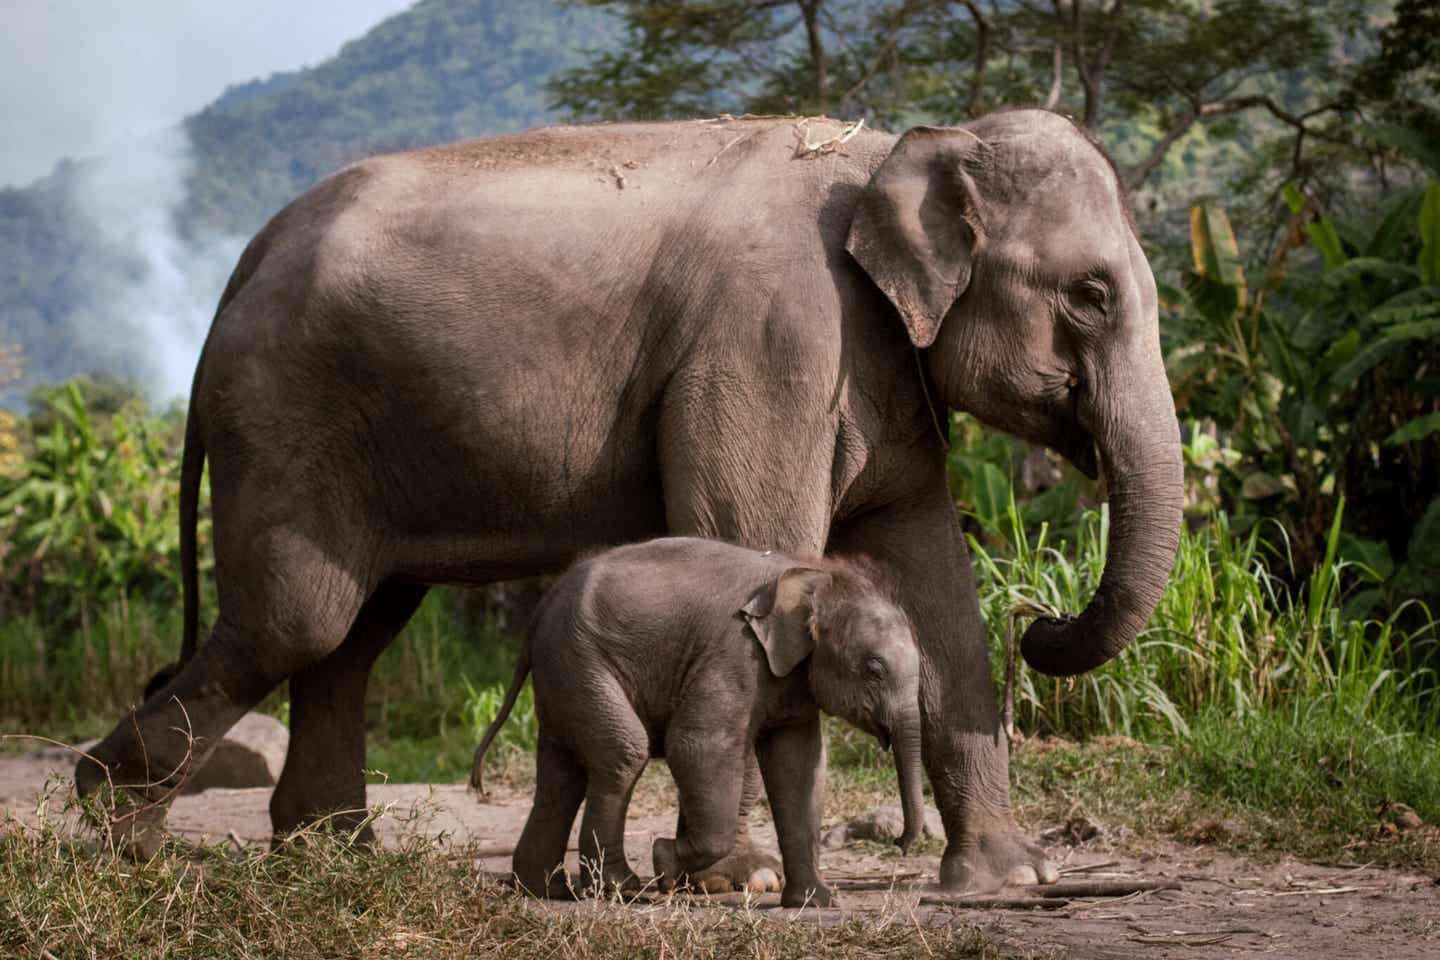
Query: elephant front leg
756,715,833,907
829,475,1058,892
668,755,783,894
653,735,747,893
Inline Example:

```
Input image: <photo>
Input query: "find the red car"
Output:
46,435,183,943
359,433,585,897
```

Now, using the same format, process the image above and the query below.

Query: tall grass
972,495,1440,741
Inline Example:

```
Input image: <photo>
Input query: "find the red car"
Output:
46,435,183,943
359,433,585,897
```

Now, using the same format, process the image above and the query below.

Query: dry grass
0,812,1042,960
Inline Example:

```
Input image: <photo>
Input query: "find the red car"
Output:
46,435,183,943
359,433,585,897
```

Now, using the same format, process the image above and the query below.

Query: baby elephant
471,536,924,907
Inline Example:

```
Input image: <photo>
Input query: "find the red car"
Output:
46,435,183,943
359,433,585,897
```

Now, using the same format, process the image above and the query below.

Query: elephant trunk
892,705,925,854
1021,380,1184,677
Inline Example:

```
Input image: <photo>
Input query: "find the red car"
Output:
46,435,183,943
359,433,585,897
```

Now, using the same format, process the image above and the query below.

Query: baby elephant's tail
469,652,531,797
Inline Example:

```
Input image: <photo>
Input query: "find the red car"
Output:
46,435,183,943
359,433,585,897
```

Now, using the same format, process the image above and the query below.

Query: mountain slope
185,0,616,234
0,0,616,403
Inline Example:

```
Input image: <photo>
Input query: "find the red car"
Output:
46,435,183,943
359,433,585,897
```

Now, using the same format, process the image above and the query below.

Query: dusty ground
3,746,1437,959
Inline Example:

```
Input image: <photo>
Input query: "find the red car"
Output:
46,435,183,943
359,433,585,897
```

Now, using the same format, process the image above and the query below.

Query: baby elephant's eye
862,656,887,679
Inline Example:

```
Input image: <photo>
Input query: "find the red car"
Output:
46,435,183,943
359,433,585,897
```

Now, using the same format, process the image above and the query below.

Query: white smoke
70,126,245,403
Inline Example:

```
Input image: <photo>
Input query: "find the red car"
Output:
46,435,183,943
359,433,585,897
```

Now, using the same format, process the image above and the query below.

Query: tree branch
1124,103,1199,190
960,0,992,118
1044,39,1063,109
1124,96,1347,190
835,1,919,112
799,0,828,108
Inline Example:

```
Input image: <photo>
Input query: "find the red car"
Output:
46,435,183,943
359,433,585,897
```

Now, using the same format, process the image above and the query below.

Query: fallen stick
1271,886,1366,897
1060,859,1122,875
1130,934,1233,946
830,879,912,892
1026,880,1180,898
828,870,923,882
920,895,1070,910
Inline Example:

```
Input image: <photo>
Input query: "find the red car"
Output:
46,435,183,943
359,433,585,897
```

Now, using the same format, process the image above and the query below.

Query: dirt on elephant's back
2,754,1437,959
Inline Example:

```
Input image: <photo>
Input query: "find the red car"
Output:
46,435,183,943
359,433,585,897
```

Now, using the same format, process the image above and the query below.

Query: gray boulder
25,712,288,794
821,804,945,849
180,712,287,794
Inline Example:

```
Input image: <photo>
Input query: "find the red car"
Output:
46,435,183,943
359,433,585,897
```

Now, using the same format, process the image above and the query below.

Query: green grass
971,497,1440,742
1005,707,1440,875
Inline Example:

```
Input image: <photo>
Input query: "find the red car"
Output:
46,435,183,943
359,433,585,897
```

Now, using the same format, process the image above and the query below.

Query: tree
550,1,1384,196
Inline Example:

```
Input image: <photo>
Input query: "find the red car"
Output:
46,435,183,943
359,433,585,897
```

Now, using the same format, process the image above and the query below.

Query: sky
0,0,414,188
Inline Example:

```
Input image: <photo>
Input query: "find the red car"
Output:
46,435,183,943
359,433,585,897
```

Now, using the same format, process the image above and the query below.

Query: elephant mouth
875,726,892,752
1056,432,1100,480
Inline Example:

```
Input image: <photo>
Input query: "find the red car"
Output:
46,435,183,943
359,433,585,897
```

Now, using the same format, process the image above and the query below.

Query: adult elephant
77,109,1183,892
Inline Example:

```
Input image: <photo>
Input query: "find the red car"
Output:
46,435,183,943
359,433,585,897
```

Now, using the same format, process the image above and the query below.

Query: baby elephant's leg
513,736,586,897
654,731,745,889
757,714,834,907
681,754,783,894
574,695,650,891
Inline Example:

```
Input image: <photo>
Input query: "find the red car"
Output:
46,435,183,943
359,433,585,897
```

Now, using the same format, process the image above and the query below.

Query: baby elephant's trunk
892,705,925,854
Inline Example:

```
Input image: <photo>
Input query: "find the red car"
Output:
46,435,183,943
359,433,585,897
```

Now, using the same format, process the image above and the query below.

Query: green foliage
0,382,196,624
946,414,1091,546
1419,182,1440,286
462,675,539,757
1164,167,1440,606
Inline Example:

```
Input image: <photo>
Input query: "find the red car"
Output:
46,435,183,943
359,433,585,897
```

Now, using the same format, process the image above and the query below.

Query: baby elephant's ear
741,568,832,678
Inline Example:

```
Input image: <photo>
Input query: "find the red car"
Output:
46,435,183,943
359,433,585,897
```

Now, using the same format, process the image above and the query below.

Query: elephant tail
469,651,531,797
178,403,204,666
141,391,205,703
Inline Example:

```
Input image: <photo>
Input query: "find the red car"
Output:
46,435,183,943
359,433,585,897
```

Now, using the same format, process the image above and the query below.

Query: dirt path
3,748,1437,959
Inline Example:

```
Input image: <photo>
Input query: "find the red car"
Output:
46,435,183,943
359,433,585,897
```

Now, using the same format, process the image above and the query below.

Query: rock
1040,816,1104,846
181,713,287,793
821,804,944,848
1183,817,1248,844
1382,802,1424,832
21,712,287,795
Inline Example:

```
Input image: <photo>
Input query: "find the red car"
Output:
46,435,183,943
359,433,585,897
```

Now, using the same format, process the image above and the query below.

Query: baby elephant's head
741,563,924,852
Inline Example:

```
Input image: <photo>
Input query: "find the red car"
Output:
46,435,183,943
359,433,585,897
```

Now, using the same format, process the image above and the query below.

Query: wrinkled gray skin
76,109,1183,892
470,537,923,907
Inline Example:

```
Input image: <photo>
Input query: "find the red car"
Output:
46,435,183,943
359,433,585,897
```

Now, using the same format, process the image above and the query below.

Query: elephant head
742,564,925,853
846,108,1183,677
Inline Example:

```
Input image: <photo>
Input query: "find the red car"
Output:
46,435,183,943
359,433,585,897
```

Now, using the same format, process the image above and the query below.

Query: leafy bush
0,382,198,624
1165,170,1440,611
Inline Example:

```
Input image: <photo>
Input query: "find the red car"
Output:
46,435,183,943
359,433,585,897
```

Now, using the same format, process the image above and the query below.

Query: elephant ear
845,125,986,348
741,568,832,678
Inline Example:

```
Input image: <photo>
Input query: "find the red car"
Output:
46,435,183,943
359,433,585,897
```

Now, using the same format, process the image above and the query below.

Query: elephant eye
862,656,887,679
1071,277,1110,314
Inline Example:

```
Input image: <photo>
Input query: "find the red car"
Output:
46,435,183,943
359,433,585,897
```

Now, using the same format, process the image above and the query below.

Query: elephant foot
780,876,835,908
939,814,1058,893
74,753,173,861
578,860,645,896
513,866,578,900
652,837,783,895
270,796,379,848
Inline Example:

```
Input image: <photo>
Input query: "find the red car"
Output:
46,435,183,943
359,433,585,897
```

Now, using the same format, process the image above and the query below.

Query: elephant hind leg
513,736,587,897
573,695,649,891
75,524,373,858
270,580,429,843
